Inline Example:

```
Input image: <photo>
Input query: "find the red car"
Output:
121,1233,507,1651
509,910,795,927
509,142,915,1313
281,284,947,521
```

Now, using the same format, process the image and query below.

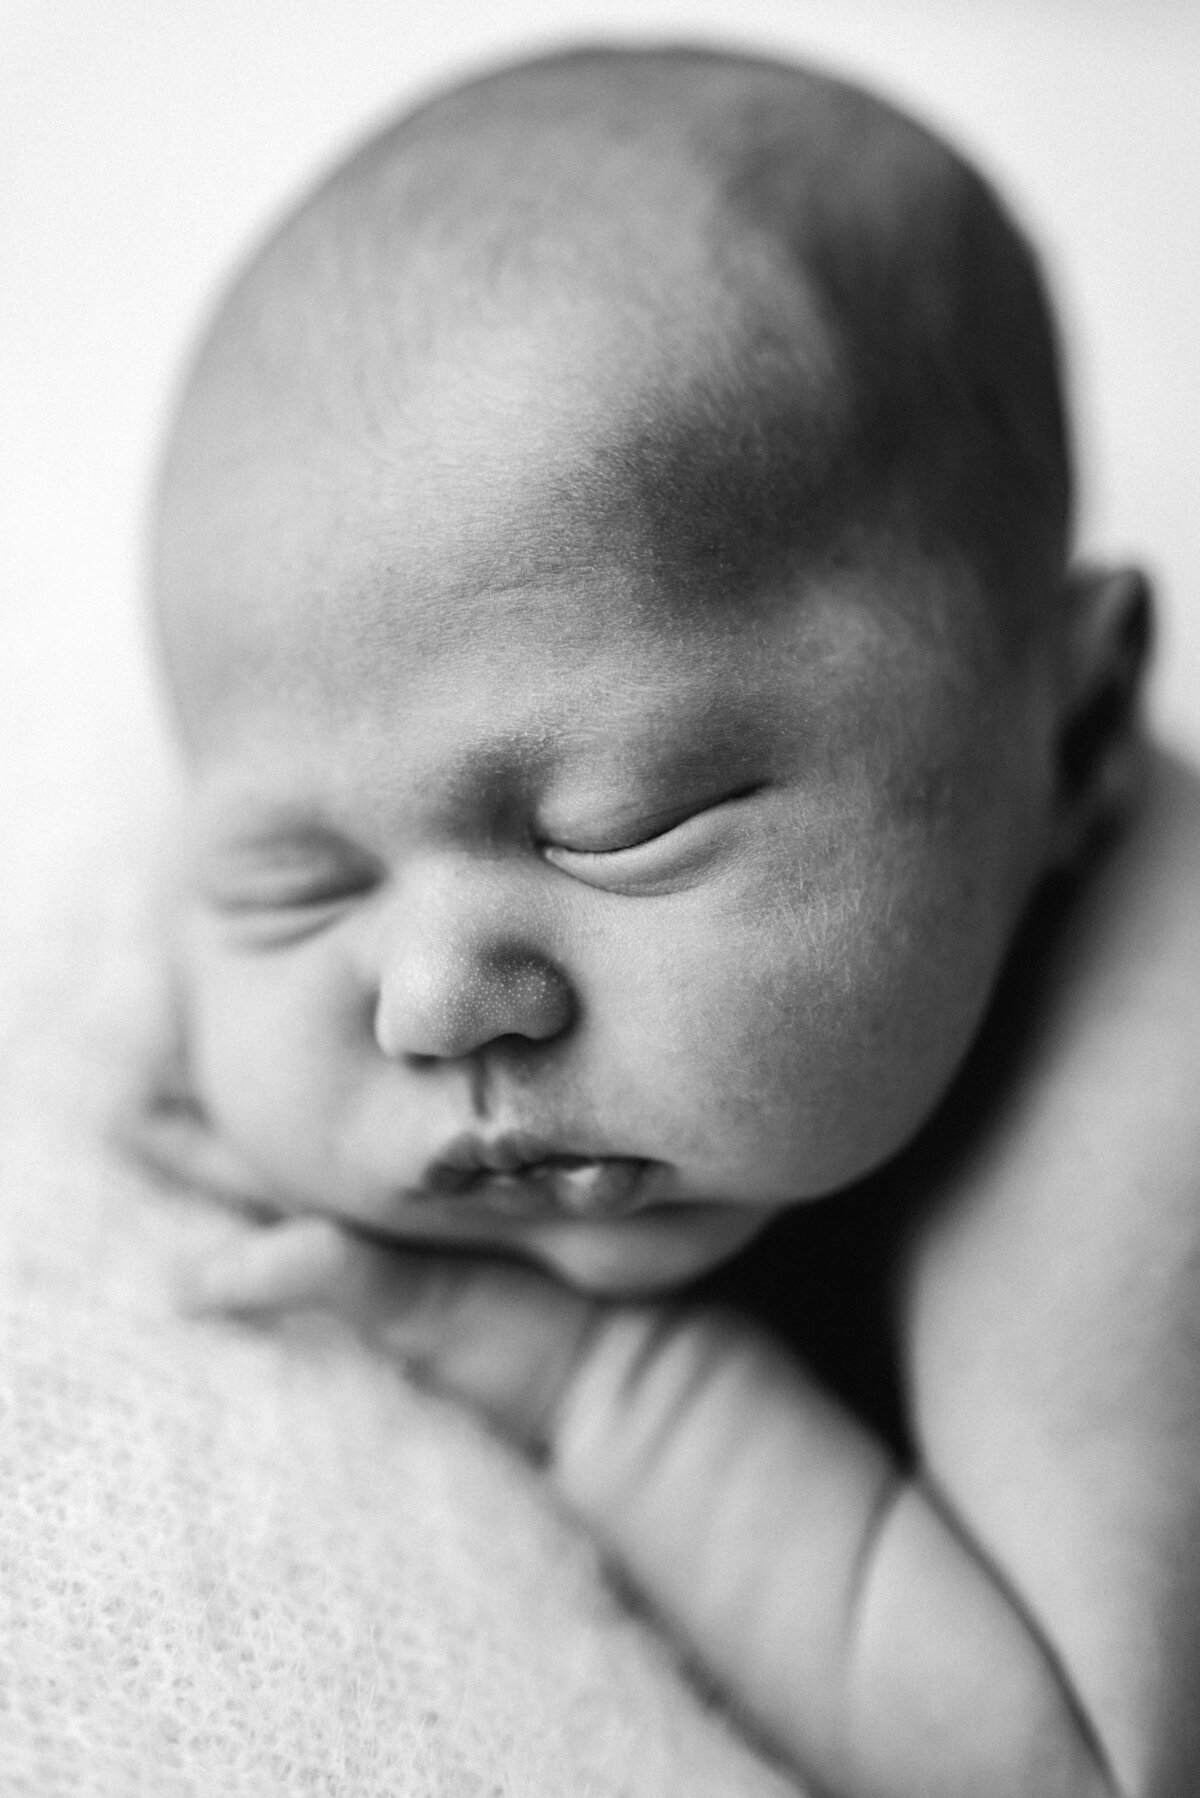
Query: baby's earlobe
1051,564,1154,861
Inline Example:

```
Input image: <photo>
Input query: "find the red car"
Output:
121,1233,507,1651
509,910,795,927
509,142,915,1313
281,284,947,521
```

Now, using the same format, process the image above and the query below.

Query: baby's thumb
182,1217,606,1452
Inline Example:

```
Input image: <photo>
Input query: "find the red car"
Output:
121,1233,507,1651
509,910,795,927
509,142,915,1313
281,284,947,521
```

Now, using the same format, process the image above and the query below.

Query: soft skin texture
142,43,1200,1798
160,340,1056,1294
153,50,1072,1297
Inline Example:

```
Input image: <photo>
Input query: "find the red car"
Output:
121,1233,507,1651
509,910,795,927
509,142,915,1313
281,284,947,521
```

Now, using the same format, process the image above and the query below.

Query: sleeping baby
133,44,1200,1798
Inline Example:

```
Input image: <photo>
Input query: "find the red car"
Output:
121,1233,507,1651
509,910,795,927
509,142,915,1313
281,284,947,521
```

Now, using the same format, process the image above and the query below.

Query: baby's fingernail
175,1217,348,1316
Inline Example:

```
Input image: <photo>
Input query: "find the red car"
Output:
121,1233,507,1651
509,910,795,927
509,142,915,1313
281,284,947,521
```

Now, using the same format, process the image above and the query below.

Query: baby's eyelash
239,873,374,909
537,787,763,900
540,810,693,860
542,784,763,859
201,845,381,914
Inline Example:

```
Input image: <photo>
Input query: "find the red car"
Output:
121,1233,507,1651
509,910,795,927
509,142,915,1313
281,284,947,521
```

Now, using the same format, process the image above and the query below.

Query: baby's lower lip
422,1156,653,1220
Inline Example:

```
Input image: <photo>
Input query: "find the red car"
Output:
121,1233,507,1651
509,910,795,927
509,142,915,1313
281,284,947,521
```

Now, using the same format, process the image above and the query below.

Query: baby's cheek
597,893,870,1195
672,867,976,1195
183,939,349,1194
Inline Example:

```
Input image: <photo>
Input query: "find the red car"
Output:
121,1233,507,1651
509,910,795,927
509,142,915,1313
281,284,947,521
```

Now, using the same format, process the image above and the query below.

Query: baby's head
153,46,1145,1293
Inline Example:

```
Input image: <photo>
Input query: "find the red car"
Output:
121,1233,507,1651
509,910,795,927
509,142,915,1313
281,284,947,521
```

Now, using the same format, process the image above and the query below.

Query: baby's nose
374,935,575,1062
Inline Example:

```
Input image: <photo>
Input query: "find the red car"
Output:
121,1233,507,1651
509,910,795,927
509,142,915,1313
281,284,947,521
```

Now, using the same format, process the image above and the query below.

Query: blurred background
4,0,1198,917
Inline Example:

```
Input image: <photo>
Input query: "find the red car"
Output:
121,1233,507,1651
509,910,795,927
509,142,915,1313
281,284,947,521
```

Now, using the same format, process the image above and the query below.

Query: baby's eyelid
541,784,762,861
288,864,380,903
200,839,383,909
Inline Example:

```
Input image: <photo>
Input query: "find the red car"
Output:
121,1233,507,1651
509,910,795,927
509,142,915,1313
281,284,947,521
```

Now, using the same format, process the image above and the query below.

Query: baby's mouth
419,1134,655,1220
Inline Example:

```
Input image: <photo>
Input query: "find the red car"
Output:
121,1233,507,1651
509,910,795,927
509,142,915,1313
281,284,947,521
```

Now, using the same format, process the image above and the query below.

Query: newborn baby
138,45,1200,1798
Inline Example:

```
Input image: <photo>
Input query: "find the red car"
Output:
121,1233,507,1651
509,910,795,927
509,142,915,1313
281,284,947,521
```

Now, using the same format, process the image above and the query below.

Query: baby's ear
1049,563,1153,865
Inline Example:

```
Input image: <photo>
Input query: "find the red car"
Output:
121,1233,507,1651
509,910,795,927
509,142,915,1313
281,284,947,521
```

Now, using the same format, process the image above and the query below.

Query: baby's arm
900,746,1200,1798
190,1219,1109,1798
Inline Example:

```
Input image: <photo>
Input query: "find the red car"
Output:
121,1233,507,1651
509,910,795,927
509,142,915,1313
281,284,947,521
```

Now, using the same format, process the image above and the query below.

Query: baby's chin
519,1203,783,1296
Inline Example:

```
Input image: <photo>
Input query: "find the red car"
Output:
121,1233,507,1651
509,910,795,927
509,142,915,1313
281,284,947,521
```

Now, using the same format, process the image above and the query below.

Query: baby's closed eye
539,784,765,895
198,830,381,934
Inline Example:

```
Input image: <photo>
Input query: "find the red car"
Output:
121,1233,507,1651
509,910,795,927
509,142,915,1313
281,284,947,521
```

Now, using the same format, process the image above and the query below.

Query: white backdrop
5,0,1199,911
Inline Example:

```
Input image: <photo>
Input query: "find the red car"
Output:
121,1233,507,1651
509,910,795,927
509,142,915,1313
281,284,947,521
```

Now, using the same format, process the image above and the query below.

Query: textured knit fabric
0,822,804,1797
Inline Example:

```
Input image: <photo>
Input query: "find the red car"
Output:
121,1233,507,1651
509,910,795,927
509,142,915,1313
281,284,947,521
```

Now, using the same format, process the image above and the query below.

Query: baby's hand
181,1217,604,1449
189,1218,1112,1798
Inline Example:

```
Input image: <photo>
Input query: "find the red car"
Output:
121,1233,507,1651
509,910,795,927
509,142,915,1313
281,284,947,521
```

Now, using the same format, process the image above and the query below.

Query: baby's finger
188,1217,606,1451
177,1214,352,1315
346,1237,608,1451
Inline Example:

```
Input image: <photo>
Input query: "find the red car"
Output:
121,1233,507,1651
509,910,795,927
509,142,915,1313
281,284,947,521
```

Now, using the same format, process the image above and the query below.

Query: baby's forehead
157,298,1001,773
157,45,1070,743
157,201,854,661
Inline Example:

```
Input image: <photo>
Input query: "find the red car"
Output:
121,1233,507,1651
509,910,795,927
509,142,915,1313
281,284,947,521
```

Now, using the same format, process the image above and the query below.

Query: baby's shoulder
904,745,1200,1316
899,743,1200,1448
894,749,1200,1782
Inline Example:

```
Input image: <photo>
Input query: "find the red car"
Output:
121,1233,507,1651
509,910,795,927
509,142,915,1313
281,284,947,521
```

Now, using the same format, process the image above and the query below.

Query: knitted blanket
0,814,802,1796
